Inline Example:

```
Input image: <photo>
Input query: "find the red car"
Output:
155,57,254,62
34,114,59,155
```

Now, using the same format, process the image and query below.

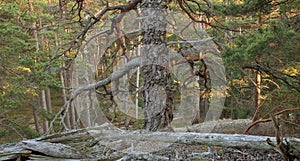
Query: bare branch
243,64,300,93
176,0,240,32
244,108,300,134
166,37,214,45
48,0,142,65
47,57,144,134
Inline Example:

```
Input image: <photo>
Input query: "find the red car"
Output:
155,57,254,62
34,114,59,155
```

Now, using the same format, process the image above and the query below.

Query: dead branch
243,64,300,93
273,108,300,116
176,0,241,32
48,0,142,66
244,118,272,134
244,108,300,134
279,118,300,127
266,117,299,160
47,57,144,134
1,126,300,160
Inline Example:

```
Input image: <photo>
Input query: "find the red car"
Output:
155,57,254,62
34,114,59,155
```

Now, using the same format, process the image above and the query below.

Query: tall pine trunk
28,0,51,133
252,15,263,122
140,0,175,131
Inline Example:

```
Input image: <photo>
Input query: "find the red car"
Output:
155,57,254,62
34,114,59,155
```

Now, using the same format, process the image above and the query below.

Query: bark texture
140,0,175,131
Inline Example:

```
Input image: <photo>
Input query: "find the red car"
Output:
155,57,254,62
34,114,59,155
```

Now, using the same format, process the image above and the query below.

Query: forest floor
114,119,300,161
152,144,285,161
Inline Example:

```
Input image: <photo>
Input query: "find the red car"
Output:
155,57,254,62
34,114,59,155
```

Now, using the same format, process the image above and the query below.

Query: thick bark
140,0,174,131
141,65,175,131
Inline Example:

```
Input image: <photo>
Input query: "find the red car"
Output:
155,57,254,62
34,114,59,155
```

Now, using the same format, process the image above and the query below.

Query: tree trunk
198,89,210,124
135,28,142,119
30,98,40,134
41,90,49,133
252,15,263,122
28,0,42,133
46,88,52,113
68,63,77,128
253,69,261,121
140,0,175,131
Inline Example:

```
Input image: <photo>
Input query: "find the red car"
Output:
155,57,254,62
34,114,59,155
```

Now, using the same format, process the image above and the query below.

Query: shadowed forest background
0,0,299,145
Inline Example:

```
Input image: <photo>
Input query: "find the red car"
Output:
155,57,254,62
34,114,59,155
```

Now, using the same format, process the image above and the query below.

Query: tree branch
243,64,300,93
48,0,142,65
47,57,144,134
244,108,300,134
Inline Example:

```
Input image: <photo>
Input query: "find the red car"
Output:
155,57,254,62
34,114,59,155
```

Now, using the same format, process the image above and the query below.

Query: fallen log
1,125,299,160
185,119,300,137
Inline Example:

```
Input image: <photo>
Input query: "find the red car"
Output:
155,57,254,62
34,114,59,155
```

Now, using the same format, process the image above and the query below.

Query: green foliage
0,116,40,143
0,1,36,109
214,0,273,16
0,0,299,143
133,119,144,129
219,0,300,120
223,20,300,73
0,0,77,142
0,130,9,137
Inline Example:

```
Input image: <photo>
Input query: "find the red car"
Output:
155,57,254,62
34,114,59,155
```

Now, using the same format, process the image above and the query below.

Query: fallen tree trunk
184,119,300,137
1,124,299,160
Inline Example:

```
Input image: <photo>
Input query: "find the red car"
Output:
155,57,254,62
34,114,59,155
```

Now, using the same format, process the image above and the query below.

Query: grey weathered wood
117,153,169,161
1,126,299,160
0,140,88,160
66,129,300,151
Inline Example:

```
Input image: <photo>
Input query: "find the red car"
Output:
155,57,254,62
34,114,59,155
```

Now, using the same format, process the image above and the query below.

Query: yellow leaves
16,66,31,73
66,50,77,58
25,88,37,96
1,83,10,90
0,84,9,96
0,83,8,97
173,79,180,84
1,83,37,97
282,65,300,76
